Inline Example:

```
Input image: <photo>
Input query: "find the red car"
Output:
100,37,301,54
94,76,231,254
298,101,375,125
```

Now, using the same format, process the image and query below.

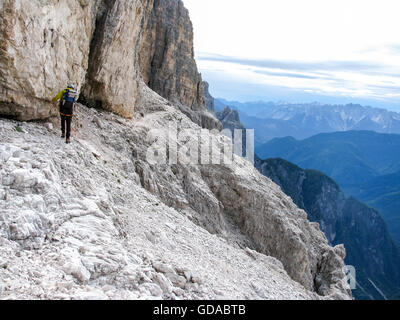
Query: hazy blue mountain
216,99,400,143
215,106,400,299
256,131,400,244
356,171,400,244
256,158,400,300
256,131,400,192
214,98,228,112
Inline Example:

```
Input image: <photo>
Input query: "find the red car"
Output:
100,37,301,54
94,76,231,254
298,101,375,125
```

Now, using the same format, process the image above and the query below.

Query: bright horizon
182,0,400,111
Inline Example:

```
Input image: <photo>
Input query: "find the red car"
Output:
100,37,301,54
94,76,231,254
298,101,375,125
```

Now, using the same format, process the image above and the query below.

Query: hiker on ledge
52,84,77,144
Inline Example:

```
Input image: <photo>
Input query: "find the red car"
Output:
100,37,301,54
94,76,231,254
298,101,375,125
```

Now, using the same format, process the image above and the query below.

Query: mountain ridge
216,99,400,144
256,130,400,244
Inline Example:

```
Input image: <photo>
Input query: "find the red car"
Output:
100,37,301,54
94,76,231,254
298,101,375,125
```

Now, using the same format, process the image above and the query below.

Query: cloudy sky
182,0,400,110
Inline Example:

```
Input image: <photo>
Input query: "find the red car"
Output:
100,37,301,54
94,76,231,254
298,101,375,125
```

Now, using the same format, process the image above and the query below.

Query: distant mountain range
215,99,400,144
357,171,400,244
215,105,400,299
216,99,400,246
256,131,400,244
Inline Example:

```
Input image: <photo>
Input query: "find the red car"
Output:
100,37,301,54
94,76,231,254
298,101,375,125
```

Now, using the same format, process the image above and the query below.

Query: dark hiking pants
61,115,72,139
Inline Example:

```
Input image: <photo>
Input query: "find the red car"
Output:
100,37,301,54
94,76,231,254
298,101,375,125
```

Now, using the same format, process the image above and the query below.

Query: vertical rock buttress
81,0,154,118
0,0,97,120
0,0,154,120
138,0,204,110
0,0,219,128
138,0,221,129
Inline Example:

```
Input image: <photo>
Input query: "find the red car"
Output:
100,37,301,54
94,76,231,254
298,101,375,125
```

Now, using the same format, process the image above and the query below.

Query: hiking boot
66,138,71,144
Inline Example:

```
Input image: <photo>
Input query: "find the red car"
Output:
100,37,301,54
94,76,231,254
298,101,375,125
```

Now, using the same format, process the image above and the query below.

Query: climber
52,84,77,144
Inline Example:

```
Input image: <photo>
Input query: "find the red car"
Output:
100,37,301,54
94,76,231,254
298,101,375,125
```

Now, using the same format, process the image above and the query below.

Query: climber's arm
52,89,66,102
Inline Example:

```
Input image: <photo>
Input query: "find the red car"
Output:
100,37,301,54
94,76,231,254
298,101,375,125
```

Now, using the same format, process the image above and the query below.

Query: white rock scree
0,102,351,300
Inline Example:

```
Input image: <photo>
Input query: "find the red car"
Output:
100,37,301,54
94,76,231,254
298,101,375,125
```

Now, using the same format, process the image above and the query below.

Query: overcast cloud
182,0,400,110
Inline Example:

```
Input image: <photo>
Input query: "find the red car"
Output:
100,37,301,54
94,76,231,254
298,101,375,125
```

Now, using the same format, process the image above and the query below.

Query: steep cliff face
138,0,220,129
0,0,218,127
256,158,400,300
139,0,203,110
0,0,97,120
0,0,154,120
80,0,154,118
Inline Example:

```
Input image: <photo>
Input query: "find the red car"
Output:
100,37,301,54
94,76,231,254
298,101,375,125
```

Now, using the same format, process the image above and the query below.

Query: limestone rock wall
138,0,221,130
0,0,97,120
139,0,204,110
80,0,154,118
0,0,221,129
0,0,219,128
